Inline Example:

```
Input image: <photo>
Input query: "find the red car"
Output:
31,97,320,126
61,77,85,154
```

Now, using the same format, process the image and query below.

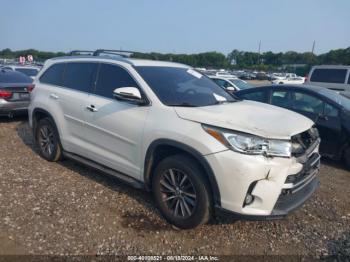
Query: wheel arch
144,139,221,207
32,108,60,142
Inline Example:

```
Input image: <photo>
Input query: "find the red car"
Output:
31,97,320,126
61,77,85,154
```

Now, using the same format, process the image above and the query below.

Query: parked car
0,68,34,117
29,51,320,229
239,72,256,80
256,72,269,80
209,76,252,93
305,65,350,91
236,84,350,168
272,77,305,85
2,65,40,80
215,71,237,78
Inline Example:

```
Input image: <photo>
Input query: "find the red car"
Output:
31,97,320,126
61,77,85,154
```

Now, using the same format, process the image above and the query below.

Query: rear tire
152,154,212,229
36,117,62,162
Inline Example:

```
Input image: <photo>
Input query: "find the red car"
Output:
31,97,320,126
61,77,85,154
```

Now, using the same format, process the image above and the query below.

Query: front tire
152,154,212,229
36,117,62,162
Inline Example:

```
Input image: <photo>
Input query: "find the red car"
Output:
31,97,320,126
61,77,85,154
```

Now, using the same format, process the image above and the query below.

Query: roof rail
69,50,94,56
92,49,136,58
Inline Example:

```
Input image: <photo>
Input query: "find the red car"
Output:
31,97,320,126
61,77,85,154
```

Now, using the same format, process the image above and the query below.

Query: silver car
0,68,34,117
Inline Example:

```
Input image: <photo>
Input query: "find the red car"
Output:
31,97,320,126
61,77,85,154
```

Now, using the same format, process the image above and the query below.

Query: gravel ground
0,117,349,257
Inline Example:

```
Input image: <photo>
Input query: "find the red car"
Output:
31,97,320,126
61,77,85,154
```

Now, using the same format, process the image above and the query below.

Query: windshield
135,66,236,107
231,79,252,90
15,68,39,77
316,88,350,111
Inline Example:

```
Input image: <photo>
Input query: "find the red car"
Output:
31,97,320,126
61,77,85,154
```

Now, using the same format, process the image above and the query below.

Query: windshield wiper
167,103,198,107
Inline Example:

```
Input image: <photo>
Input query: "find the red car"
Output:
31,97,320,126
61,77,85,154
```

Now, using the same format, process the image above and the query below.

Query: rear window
15,68,39,77
40,63,65,86
0,70,32,83
310,68,347,84
62,62,98,93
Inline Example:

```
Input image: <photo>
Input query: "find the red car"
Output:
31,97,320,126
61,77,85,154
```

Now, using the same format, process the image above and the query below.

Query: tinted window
310,68,347,84
40,63,65,86
213,78,232,89
212,78,226,88
324,103,338,117
135,66,235,107
291,92,324,114
231,79,252,90
0,70,32,83
348,74,350,84
95,63,138,99
241,91,267,103
63,62,97,92
271,90,291,108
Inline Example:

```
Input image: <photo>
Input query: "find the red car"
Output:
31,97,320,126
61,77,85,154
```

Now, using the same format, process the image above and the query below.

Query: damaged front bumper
205,139,320,219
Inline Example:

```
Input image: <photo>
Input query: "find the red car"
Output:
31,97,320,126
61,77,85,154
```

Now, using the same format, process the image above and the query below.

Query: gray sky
1,0,349,54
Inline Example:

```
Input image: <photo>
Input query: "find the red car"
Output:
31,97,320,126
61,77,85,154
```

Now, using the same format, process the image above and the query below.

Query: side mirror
226,86,235,91
113,87,145,104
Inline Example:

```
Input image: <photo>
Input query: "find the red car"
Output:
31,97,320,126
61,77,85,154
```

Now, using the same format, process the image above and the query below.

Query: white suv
29,50,321,229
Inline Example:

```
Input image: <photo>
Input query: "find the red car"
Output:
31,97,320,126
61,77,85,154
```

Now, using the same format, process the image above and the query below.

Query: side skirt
62,151,145,190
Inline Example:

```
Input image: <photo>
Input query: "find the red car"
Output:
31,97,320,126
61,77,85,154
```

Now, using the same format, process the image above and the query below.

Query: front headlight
203,125,291,157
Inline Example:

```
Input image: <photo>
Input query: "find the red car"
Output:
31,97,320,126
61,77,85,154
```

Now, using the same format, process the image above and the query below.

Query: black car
235,84,350,168
0,69,33,117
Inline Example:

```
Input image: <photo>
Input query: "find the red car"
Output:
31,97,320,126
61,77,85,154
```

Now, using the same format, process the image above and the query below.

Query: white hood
174,100,314,139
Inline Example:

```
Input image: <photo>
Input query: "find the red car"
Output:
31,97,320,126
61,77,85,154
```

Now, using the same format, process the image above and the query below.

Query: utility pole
258,40,261,64
311,40,315,54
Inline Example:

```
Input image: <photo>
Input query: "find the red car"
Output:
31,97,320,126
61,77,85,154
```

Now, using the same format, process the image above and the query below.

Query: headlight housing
203,125,291,157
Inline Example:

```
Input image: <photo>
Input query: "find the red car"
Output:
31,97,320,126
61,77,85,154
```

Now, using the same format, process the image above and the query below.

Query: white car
272,77,305,85
28,50,320,229
215,71,237,79
2,65,40,80
209,76,253,92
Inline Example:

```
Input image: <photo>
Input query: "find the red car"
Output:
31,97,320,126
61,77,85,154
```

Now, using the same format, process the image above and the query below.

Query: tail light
27,84,35,92
0,90,12,99
304,74,308,83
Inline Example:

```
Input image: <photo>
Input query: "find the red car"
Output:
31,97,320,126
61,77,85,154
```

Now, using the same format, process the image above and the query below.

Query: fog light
244,194,254,205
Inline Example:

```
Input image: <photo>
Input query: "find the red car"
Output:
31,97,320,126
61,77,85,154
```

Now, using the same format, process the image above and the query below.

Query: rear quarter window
40,63,65,86
310,68,347,84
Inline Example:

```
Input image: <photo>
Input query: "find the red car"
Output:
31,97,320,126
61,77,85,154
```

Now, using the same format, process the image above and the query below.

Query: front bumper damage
206,136,321,220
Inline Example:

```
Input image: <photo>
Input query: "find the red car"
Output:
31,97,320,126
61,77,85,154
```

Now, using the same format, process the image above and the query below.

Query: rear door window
324,103,338,117
62,62,98,93
310,68,347,84
291,92,324,115
39,63,65,86
94,63,139,99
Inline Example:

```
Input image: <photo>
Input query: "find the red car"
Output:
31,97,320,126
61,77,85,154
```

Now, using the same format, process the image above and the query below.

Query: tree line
1,47,349,71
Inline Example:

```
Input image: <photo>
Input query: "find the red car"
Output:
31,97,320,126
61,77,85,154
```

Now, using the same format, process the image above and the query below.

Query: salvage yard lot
0,118,349,257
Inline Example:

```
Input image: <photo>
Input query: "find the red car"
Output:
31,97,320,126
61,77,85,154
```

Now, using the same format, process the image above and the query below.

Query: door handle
86,105,98,112
49,93,59,100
